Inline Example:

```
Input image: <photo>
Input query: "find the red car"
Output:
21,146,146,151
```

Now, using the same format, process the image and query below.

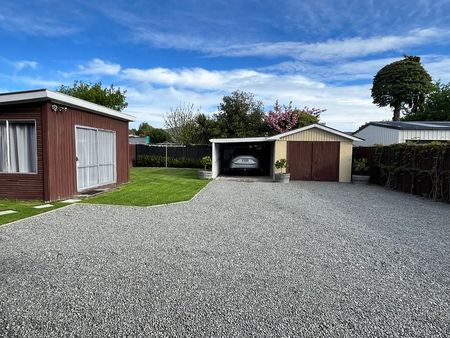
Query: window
0,120,37,173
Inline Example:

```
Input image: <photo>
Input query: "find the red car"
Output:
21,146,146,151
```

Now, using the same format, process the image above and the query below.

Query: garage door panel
311,142,340,181
287,141,339,182
287,141,312,180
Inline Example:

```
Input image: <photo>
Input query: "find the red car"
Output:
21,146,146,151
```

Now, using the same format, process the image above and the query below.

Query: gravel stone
0,181,449,337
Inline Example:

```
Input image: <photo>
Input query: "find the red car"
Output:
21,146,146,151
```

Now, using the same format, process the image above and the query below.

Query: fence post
165,143,168,168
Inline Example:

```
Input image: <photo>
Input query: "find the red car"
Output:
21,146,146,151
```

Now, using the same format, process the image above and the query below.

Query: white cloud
78,59,121,76
0,11,76,37
2,58,416,131
122,67,323,91
205,28,447,60
263,57,400,81
422,55,450,82
116,65,391,131
15,60,38,70
131,26,447,61
15,76,63,88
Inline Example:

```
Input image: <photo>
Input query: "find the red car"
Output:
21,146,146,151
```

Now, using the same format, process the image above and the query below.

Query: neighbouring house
129,135,148,145
353,121,450,146
210,124,362,182
0,89,135,201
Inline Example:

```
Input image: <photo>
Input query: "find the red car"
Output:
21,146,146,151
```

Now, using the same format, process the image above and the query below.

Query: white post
165,143,168,168
212,142,219,178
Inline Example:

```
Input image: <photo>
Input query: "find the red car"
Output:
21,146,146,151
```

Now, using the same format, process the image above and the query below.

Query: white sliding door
76,126,116,191
98,130,116,185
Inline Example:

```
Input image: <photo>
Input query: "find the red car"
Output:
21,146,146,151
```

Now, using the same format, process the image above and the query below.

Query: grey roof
361,121,450,131
129,137,147,144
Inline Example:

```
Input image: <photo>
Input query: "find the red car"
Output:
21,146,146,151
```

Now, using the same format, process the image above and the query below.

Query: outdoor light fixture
51,104,67,112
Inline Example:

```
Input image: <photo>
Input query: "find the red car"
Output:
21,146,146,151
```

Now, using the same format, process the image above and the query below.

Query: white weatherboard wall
355,125,450,146
354,125,399,146
399,129,450,143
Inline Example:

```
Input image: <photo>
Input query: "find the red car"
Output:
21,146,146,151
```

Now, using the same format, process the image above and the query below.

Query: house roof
0,89,135,122
357,121,450,132
268,124,363,141
210,124,363,143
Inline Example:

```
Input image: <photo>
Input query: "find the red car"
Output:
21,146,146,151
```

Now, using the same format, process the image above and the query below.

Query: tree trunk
393,104,401,121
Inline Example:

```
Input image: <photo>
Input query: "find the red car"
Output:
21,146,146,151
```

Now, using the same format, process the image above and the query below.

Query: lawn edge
83,179,212,208
0,203,77,230
146,179,211,208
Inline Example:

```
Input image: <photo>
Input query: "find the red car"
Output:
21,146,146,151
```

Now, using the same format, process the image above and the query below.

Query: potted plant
352,158,370,184
274,158,290,183
198,156,212,179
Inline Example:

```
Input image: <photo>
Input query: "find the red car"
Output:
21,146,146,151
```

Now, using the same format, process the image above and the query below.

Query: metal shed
0,89,135,201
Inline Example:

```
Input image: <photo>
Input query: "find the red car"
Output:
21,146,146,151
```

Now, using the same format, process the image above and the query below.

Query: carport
210,137,274,178
211,124,362,182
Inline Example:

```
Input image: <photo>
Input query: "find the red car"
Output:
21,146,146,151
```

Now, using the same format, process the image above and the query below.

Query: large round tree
371,56,432,121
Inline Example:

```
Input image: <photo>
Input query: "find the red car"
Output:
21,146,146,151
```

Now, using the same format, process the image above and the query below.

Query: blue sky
1,0,450,131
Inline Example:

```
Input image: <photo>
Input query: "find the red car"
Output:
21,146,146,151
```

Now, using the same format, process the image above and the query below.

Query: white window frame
0,119,38,175
75,125,117,191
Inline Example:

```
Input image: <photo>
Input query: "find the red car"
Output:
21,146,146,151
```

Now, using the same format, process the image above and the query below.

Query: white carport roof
210,124,363,143
209,136,270,144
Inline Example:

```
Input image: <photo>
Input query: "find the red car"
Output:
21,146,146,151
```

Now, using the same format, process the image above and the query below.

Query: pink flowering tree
265,101,299,133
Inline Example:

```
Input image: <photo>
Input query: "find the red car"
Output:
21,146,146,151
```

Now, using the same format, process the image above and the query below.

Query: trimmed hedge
353,143,450,202
136,155,203,168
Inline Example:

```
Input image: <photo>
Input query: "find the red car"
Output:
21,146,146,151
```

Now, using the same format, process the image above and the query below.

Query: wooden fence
353,145,450,202
129,144,136,167
136,144,211,159
131,144,212,168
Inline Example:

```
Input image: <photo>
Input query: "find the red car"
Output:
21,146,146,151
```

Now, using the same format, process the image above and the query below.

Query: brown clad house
0,89,135,201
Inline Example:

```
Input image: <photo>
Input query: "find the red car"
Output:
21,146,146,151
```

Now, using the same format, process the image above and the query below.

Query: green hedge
136,155,203,168
353,143,450,202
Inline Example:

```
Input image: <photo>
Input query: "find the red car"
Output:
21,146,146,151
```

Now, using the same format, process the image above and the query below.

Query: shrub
136,155,203,168
274,158,287,173
353,158,370,175
200,156,212,170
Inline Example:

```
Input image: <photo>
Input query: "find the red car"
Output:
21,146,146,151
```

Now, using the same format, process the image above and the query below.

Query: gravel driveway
1,181,449,337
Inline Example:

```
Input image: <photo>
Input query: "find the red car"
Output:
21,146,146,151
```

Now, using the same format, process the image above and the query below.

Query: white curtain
8,122,36,173
97,130,115,185
0,122,7,172
76,128,98,190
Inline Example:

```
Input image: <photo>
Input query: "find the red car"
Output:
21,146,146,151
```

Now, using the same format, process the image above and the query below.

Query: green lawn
0,168,208,226
84,167,209,206
0,200,66,226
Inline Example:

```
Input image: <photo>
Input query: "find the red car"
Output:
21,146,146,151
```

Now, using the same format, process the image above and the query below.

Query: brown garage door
287,141,340,181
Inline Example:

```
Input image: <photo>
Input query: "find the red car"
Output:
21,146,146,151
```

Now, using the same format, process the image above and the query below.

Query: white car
230,155,259,169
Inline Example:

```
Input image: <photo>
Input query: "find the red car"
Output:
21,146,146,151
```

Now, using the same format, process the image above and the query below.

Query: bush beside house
353,143,450,202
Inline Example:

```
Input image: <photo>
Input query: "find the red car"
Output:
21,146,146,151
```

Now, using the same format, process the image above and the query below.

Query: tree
136,122,171,143
294,107,323,128
164,103,199,145
371,55,432,121
194,113,218,144
265,101,324,133
58,81,128,111
215,90,269,137
265,101,299,133
402,81,450,121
